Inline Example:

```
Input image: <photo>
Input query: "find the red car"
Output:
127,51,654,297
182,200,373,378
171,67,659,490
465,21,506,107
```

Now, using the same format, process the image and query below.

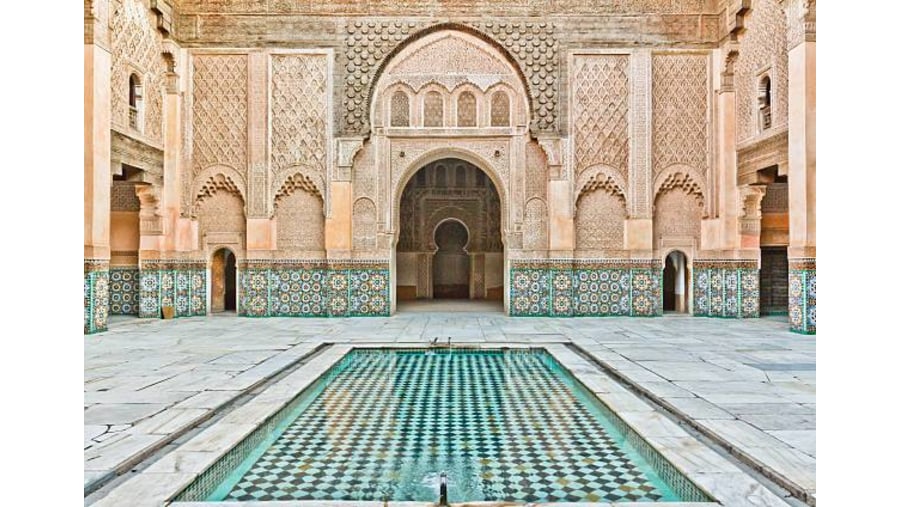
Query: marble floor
85,308,814,506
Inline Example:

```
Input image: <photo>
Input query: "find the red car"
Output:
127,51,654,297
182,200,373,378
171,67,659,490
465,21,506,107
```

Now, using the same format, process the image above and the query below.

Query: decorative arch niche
371,29,530,130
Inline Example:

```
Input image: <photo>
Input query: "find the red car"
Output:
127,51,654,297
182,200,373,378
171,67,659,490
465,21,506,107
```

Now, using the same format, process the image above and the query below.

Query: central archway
395,158,503,307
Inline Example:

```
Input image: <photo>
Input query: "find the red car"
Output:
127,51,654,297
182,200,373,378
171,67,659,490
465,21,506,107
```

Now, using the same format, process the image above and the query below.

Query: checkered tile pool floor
213,350,682,502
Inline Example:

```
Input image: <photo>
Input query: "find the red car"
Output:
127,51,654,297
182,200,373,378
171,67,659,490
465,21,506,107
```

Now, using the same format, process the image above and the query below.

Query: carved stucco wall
653,185,703,252
271,54,328,177
196,191,246,250
110,0,166,144
190,54,248,176
652,53,709,180
525,141,548,203
352,198,378,252
274,190,325,254
736,0,788,143
524,141,548,251
576,189,626,254
572,54,629,183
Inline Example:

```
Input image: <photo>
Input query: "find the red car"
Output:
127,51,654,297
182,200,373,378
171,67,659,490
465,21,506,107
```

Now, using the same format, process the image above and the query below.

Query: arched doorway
396,158,503,304
432,220,470,299
663,250,689,313
211,248,237,313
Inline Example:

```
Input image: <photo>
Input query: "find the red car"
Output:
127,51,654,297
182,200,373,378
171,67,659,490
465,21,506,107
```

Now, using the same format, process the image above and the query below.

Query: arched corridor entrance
663,250,689,313
211,248,237,313
396,158,503,304
432,220,470,299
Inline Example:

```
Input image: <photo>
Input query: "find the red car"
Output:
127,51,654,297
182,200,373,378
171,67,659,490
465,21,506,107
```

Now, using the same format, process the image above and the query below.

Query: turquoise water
194,349,703,503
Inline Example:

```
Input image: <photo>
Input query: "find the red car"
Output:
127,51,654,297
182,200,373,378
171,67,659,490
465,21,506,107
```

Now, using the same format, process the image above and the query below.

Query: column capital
84,0,110,49
738,184,767,238
719,43,740,94
782,0,816,50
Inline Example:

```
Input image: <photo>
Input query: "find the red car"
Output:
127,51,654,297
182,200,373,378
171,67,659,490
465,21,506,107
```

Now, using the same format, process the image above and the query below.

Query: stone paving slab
84,319,326,493
86,312,814,505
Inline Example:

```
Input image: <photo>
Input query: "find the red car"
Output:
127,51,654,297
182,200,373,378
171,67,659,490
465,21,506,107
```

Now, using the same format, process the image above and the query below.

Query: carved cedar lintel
724,0,751,40
150,0,174,36
737,127,788,185
111,128,164,181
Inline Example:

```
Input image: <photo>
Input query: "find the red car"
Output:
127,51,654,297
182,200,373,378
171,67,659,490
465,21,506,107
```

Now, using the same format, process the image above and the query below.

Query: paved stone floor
85,305,814,505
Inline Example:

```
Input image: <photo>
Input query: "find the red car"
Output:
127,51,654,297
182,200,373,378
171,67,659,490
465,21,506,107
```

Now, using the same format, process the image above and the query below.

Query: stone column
625,49,653,256
716,47,741,252
84,0,111,333
161,45,182,253
783,0,816,334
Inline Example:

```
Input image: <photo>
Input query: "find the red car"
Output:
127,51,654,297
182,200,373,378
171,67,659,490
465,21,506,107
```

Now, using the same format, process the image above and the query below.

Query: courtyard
84,308,814,506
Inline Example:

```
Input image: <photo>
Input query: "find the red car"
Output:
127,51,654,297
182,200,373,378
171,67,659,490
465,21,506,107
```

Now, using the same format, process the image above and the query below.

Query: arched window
424,91,444,127
490,91,510,126
757,75,772,132
390,91,409,127
457,92,476,127
128,73,143,131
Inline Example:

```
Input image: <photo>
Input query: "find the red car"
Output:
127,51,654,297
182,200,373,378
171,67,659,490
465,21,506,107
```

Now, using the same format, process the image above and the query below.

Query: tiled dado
138,261,207,318
109,268,139,315
84,260,109,334
692,259,759,319
510,260,662,317
238,260,390,317
789,258,816,334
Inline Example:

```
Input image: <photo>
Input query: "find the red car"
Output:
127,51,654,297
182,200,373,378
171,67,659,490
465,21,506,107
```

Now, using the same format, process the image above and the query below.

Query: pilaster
783,0,816,333
84,0,112,333
626,49,653,257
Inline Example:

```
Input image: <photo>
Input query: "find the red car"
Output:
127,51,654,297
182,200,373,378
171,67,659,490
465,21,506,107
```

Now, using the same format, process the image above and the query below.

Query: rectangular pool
175,348,710,503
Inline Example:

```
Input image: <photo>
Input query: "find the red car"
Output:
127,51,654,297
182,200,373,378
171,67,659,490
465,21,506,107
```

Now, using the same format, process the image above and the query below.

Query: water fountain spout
438,472,449,506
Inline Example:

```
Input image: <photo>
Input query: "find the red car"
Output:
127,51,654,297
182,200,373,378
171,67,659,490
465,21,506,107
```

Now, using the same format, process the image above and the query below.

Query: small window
390,91,409,127
424,91,443,127
490,91,510,127
757,75,772,132
457,92,476,127
128,73,143,131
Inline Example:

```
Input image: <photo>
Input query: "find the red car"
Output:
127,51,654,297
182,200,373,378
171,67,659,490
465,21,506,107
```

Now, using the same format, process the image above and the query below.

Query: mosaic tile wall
108,268,139,315
789,258,816,334
84,260,109,334
510,260,662,317
139,261,207,319
692,260,759,319
239,261,390,317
